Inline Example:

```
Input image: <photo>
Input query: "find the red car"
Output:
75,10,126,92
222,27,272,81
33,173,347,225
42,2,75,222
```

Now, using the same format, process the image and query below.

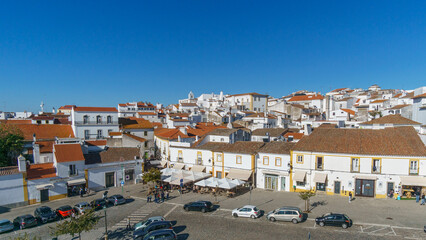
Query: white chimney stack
18,155,26,172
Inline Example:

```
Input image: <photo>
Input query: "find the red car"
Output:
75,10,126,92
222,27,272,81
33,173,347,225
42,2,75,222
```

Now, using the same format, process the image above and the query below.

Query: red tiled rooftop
54,144,85,163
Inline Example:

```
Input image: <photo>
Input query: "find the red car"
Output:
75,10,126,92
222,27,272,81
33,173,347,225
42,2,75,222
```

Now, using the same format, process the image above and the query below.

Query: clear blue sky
1,1,425,112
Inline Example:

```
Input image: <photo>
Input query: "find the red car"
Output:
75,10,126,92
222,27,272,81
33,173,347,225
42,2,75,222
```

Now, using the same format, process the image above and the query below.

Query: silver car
266,206,303,224
74,202,91,214
134,216,165,231
0,219,14,233
231,205,261,219
107,194,126,206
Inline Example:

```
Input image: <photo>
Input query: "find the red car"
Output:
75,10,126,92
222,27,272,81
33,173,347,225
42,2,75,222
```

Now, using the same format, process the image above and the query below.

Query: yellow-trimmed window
217,153,223,162
197,152,202,165
372,158,381,174
275,157,282,167
409,160,419,175
178,150,183,162
236,155,242,164
351,158,360,172
316,156,324,170
263,156,269,165
296,155,303,164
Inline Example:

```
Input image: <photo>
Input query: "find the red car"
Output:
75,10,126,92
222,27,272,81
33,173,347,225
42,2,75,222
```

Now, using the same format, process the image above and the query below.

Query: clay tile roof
0,166,20,176
108,131,122,136
124,133,146,142
393,93,402,98
180,103,198,107
293,127,426,157
122,118,153,129
54,144,84,163
389,104,410,110
84,147,141,164
207,128,239,136
36,141,55,153
402,92,414,98
251,128,288,137
330,88,348,93
27,163,57,180
371,99,388,103
258,142,296,154
0,119,32,125
317,123,338,129
361,114,421,125
195,142,265,154
412,93,426,99
288,95,324,102
155,128,190,140
137,112,157,115
59,105,76,110
341,109,355,115
74,107,118,112
15,124,75,141
284,132,305,140
229,92,268,97
85,140,107,146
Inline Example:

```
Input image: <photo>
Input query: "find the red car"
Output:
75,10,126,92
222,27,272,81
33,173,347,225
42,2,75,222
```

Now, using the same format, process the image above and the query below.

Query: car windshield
136,219,151,228
23,216,34,221
0,221,10,226
39,207,52,214
116,196,124,200
60,206,72,211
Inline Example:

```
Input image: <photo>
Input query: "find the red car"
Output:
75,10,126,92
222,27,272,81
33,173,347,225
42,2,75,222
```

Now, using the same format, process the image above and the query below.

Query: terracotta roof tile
85,140,107,146
36,141,55,153
195,141,265,154
0,166,20,176
258,142,296,154
389,104,410,110
284,132,305,140
228,92,268,97
361,114,421,125
54,144,85,163
15,124,75,141
108,131,122,136
124,133,146,142
252,128,287,137
74,107,118,112
371,99,388,103
0,119,32,125
341,109,355,115
84,147,141,164
288,95,324,102
27,163,56,180
412,93,426,99
122,118,153,129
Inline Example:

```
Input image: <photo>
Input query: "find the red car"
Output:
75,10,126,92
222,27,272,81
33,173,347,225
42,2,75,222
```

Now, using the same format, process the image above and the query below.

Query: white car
232,205,261,219
134,216,166,231
74,202,91,215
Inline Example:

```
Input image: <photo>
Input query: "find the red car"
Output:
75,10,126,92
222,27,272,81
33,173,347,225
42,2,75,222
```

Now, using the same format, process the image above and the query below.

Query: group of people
70,185,89,197
415,190,425,205
147,185,169,203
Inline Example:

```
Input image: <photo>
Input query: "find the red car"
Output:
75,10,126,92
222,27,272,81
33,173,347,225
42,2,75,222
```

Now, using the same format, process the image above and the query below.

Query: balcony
74,121,118,126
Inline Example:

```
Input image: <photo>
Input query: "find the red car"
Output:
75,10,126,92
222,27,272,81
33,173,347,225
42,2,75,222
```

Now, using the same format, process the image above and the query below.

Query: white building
118,102,156,118
251,128,287,142
70,106,119,140
412,87,426,125
226,93,268,112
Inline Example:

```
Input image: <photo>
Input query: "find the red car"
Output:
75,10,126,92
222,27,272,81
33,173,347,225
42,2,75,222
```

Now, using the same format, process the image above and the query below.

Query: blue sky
1,1,425,112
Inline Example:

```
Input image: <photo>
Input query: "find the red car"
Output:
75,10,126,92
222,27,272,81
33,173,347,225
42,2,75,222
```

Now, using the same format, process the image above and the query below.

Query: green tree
50,210,100,240
0,124,24,167
9,233,41,240
142,168,161,184
298,190,316,212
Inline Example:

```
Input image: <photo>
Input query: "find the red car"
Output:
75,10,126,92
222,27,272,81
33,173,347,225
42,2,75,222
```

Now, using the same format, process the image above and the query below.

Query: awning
226,169,252,181
173,163,185,170
400,176,426,187
191,165,206,172
313,172,327,183
36,183,54,190
354,175,377,180
262,170,289,176
160,160,168,168
293,171,307,182
67,178,86,186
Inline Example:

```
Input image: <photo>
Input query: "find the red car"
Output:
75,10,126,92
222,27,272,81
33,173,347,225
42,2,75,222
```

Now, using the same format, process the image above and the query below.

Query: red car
56,205,74,218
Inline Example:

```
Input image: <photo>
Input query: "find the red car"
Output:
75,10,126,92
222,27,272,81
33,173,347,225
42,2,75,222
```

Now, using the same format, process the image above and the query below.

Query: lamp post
104,207,108,240
120,157,124,196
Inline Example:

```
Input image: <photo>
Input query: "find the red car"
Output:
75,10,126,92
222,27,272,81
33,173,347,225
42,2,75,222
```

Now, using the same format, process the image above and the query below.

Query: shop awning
262,170,289,176
293,171,307,182
400,176,426,187
313,172,327,183
354,175,377,180
172,163,185,170
226,169,252,181
36,183,54,190
191,165,206,172
160,160,168,168
67,178,86,186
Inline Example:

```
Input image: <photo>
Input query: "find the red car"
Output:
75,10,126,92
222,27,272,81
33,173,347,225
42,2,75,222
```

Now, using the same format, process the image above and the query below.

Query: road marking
164,205,178,218
369,227,388,234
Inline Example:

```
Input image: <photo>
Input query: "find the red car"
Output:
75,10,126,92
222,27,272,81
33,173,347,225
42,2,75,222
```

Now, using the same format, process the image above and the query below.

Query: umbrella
161,168,175,175
206,177,220,188
170,178,192,185
218,180,237,190
230,179,246,186
194,179,211,187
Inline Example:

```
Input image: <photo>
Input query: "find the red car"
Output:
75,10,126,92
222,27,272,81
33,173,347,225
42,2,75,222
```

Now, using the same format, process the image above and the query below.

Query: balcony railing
74,121,118,126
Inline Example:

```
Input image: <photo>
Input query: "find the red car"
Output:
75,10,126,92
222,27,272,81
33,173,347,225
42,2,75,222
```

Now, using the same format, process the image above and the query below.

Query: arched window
83,115,89,124
96,115,102,124
107,116,112,124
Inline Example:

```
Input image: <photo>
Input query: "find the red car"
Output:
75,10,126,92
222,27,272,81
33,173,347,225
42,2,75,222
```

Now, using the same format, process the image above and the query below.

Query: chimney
33,133,36,143
196,136,199,141
18,155,26,172
179,127,187,135
178,135,182,142
33,143,40,163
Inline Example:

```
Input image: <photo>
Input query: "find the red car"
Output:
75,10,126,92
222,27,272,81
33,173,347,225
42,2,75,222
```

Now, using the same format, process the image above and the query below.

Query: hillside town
1,84,426,239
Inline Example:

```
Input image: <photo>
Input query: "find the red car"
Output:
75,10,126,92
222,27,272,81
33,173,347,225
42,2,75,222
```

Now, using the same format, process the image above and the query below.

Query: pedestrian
166,191,169,200
71,211,76,218
126,217,131,230
79,188,83,198
157,193,161,204
348,191,352,203
416,189,420,203
161,191,165,202
421,194,425,205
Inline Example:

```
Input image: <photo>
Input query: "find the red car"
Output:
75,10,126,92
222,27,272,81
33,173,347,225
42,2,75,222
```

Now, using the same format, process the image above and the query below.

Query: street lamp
104,206,108,240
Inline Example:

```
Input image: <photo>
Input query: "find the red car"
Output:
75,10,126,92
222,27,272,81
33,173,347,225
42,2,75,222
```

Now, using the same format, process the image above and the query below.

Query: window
96,115,102,124
316,182,326,191
197,152,202,165
144,141,148,148
275,157,282,167
97,130,102,139
178,151,183,163
372,159,381,173
220,138,224,142
216,171,222,179
316,156,323,170
144,131,147,136
84,130,90,140
296,155,303,164
69,164,77,176
236,156,242,164
217,153,222,162
83,115,89,124
410,160,419,175
107,116,112,124
296,181,305,186
108,129,112,134
351,158,360,172
263,156,269,165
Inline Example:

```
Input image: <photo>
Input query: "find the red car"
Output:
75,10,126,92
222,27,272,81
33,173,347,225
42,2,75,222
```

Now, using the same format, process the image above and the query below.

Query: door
280,177,286,191
105,172,115,188
265,175,278,190
355,179,375,197
387,182,394,196
40,189,49,202
276,210,285,221
334,181,341,194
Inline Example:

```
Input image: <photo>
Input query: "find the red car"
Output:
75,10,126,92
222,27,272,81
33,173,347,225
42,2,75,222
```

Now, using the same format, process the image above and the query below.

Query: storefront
355,178,375,197
313,172,327,192
399,176,426,198
66,178,86,197
265,174,278,191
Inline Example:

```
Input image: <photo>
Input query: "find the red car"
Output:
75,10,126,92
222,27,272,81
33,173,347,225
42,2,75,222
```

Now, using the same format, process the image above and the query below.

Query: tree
142,168,161,184
298,190,316,213
0,124,24,167
50,210,100,240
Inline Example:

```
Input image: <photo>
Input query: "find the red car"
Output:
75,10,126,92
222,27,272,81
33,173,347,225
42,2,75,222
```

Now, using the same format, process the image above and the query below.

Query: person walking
348,191,353,203
421,194,425,205
79,188,83,198
161,191,165,203
416,189,420,203
126,217,131,230
166,191,169,200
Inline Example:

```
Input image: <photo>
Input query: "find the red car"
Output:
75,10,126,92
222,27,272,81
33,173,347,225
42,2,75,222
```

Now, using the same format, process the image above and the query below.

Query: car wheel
319,222,325,227
250,215,256,219
269,217,276,222
20,225,23,230
233,213,238,218
292,219,298,224
342,223,348,229
201,208,206,213
184,207,189,211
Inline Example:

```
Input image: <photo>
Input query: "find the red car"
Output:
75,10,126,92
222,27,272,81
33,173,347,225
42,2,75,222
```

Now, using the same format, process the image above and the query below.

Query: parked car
143,229,177,240
55,205,74,218
183,201,213,213
315,213,352,229
266,206,303,224
0,219,14,233
91,199,107,210
34,206,58,223
231,205,261,219
133,221,173,240
74,202,91,215
107,194,126,206
13,215,38,230
134,216,166,232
